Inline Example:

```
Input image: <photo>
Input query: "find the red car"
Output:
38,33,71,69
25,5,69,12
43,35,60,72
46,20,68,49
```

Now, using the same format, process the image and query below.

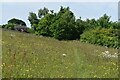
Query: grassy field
1,28,119,78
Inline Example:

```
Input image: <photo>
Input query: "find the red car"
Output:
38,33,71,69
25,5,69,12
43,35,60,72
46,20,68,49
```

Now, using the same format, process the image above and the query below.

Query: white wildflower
114,53,117,55
102,52,105,55
105,51,109,54
62,54,66,57
111,55,116,58
102,51,118,58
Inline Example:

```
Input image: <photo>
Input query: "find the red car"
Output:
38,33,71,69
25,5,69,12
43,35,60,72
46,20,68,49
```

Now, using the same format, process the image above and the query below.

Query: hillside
1,28,118,78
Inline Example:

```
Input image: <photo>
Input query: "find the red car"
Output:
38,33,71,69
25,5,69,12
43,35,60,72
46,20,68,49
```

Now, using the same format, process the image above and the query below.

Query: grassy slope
1,28,118,78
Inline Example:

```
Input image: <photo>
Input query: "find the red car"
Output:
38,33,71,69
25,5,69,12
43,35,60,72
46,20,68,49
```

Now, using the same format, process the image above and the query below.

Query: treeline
1,6,120,48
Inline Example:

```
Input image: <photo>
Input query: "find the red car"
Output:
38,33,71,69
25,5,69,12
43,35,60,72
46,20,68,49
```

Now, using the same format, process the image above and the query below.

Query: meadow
1,28,119,78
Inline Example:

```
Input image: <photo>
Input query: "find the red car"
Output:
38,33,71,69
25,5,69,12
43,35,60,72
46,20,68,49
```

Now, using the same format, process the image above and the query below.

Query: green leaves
4,23,15,30
50,7,76,40
37,14,54,37
97,14,111,28
80,28,119,49
38,7,49,18
27,7,119,48
28,12,39,30
8,18,26,26
34,7,77,40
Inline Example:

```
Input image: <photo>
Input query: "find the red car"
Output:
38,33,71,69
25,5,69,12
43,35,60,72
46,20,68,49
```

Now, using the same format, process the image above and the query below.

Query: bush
8,18,26,26
80,27,119,48
50,7,76,40
4,24,15,30
27,28,35,33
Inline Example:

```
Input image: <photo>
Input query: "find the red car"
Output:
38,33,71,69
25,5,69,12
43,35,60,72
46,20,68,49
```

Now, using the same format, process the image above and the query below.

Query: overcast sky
0,1,119,27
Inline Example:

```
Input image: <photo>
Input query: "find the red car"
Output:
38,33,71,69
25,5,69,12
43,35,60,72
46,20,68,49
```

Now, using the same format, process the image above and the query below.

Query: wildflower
65,67,68,69
114,53,118,58
105,51,109,54
26,70,29,72
114,53,117,55
62,54,66,57
102,52,105,55
93,75,97,77
103,67,106,69
112,63,116,66
111,55,116,58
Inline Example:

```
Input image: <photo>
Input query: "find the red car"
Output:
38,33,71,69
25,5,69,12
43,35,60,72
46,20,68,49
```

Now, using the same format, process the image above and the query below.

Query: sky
0,1,119,27
118,1,120,21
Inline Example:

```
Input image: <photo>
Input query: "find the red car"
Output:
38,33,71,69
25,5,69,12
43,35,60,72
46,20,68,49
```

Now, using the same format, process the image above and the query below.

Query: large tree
50,6,76,40
36,13,54,36
8,18,26,26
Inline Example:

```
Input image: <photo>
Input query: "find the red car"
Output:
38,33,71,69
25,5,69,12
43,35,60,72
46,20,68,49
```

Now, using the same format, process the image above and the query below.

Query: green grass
1,28,119,78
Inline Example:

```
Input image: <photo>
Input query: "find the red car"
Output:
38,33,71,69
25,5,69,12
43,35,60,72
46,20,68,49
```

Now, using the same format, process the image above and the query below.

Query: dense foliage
8,18,26,26
1,6,119,48
1,18,33,33
2,24,15,30
33,7,78,40
29,7,119,48
28,12,39,31
80,28,119,48
49,7,77,40
80,14,120,49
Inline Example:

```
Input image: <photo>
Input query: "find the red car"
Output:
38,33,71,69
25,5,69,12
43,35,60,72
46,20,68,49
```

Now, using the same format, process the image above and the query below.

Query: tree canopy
8,18,26,26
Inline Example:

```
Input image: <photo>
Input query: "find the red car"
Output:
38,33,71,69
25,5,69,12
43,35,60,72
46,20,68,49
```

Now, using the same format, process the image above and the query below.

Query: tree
50,7,76,40
4,23,15,30
97,14,111,28
38,9,43,18
38,7,49,18
8,18,26,26
111,21,120,29
28,12,39,30
43,7,49,15
75,17,86,38
1,24,7,28
36,13,54,36
50,10,54,14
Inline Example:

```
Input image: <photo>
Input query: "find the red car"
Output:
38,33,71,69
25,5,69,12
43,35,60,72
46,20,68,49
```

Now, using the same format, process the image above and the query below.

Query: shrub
4,24,15,30
27,28,35,33
8,18,26,26
80,27,119,48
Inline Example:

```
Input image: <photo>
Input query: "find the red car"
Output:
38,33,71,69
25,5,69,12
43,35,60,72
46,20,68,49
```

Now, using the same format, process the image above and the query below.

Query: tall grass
1,28,118,78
